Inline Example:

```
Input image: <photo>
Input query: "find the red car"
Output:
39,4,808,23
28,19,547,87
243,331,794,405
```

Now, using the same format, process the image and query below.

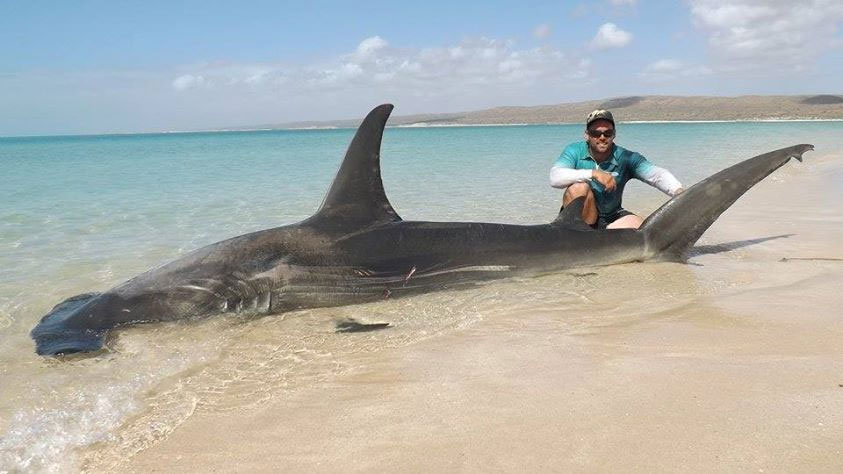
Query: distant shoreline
4,118,843,140
274,94,843,130
292,117,843,131
3,95,843,138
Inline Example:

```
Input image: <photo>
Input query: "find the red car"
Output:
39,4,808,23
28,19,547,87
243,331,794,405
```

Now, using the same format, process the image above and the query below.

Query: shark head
31,293,109,355
31,258,277,356
31,282,230,355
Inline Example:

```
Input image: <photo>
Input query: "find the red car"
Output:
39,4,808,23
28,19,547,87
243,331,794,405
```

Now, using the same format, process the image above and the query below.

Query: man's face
585,119,615,155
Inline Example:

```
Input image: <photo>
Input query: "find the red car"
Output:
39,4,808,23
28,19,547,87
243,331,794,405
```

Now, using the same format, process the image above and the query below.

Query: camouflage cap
586,109,615,128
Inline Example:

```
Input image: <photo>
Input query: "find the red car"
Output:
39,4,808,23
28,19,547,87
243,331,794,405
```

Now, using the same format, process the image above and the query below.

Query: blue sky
2,0,842,136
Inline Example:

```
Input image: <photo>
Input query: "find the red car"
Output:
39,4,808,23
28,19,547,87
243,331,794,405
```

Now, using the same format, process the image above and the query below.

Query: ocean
1,121,842,471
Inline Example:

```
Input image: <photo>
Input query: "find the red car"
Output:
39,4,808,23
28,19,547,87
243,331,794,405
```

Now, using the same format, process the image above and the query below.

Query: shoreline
3,118,843,140
4,94,843,138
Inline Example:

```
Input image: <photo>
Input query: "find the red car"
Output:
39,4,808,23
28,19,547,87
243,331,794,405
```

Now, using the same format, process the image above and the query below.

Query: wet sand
102,153,843,472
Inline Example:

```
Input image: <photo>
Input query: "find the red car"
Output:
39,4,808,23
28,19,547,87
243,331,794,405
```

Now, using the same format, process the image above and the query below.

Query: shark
30,104,813,355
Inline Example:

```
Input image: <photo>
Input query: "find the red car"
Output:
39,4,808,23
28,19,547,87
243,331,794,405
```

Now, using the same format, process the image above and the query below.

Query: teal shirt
553,141,656,218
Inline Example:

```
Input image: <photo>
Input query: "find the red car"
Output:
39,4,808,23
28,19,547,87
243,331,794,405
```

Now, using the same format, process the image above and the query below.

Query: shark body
31,104,813,355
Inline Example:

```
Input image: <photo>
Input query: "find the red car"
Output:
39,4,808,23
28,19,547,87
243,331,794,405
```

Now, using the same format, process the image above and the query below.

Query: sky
1,0,842,136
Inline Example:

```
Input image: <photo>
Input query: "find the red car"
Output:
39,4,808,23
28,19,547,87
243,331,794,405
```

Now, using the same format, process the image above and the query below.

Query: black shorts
558,207,633,230
594,209,633,229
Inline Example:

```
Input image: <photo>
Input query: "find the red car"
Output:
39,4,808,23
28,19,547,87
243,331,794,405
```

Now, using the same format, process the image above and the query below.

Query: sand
89,153,843,472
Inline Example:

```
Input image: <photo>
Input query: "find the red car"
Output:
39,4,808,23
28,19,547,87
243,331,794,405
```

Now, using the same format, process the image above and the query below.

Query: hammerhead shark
31,104,813,355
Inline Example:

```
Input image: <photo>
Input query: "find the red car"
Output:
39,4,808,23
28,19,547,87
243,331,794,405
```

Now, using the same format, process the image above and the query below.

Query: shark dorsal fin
309,104,402,227
552,197,592,230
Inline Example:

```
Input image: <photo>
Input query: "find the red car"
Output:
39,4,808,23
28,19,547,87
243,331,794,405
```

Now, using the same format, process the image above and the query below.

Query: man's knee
606,214,644,229
563,182,592,201
562,183,598,225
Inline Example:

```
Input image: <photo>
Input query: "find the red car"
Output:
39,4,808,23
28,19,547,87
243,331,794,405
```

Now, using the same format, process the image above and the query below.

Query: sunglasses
587,129,615,138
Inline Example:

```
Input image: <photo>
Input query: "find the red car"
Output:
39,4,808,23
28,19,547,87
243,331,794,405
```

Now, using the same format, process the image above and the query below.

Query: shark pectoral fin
306,104,403,229
335,318,391,333
552,196,593,231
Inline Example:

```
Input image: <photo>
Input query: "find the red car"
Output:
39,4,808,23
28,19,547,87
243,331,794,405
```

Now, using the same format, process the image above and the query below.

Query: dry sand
99,153,843,472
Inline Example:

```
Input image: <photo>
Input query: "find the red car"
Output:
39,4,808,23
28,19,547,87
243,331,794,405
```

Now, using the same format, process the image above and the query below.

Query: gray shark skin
30,104,813,355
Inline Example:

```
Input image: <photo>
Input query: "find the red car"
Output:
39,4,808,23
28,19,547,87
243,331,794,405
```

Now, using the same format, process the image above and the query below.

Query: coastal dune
458,95,843,124
275,95,843,129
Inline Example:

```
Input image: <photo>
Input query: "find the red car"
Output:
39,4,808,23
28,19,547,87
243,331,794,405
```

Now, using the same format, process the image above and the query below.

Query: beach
103,151,843,471
6,0,843,469
1,123,842,472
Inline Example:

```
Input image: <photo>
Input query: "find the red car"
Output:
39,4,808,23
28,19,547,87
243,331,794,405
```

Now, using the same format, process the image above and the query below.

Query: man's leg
606,213,644,229
563,183,598,226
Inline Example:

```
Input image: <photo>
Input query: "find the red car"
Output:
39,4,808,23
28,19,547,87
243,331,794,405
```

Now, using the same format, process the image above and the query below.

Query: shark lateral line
31,104,813,355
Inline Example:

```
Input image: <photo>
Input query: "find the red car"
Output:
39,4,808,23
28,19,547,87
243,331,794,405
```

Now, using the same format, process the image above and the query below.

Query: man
549,109,684,229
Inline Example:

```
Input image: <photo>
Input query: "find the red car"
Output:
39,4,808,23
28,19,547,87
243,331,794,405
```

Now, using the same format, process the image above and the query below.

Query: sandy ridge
265,95,843,129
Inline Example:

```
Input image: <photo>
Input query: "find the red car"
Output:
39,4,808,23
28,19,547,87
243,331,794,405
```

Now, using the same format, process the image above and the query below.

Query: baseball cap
586,109,615,128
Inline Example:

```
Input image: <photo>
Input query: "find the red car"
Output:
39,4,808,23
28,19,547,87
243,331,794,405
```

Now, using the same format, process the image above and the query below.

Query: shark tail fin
641,144,813,260
307,104,402,228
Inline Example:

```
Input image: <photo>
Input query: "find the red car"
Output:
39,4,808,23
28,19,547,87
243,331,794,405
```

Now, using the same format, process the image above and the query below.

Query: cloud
533,24,551,39
638,59,712,82
168,36,592,99
645,59,684,73
590,23,633,50
316,62,364,86
609,0,637,5
172,74,208,91
354,36,388,59
689,0,843,72
6,35,597,134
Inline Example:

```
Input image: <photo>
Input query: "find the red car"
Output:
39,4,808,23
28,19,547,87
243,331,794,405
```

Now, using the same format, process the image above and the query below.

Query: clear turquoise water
1,122,841,470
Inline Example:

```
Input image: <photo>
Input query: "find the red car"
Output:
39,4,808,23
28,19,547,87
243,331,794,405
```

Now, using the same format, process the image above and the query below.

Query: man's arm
549,166,593,188
550,144,597,189
632,155,683,196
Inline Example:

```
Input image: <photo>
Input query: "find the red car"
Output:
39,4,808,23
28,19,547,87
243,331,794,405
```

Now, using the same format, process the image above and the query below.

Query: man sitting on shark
550,109,685,229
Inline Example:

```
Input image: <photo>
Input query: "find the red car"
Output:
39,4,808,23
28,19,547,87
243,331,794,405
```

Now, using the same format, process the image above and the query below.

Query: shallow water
1,121,842,471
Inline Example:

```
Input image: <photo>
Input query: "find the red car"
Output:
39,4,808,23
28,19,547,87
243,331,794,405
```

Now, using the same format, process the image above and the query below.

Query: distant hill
247,95,843,130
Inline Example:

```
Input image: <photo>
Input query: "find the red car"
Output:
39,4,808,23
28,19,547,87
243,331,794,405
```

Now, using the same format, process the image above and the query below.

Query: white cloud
646,59,684,73
448,46,465,59
243,71,268,85
355,36,388,59
590,23,633,50
533,24,551,39
638,59,712,82
163,36,593,116
609,0,637,5
318,63,363,85
171,74,207,91
689,0,843,72
11,36,595,134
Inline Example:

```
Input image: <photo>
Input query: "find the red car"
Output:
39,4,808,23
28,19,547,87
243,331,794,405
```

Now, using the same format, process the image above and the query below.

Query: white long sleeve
636,165,683,196
549,166,593,189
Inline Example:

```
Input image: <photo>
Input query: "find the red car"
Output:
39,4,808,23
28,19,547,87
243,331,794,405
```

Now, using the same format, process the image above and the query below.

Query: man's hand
592,169,616,192
673,187,685,196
